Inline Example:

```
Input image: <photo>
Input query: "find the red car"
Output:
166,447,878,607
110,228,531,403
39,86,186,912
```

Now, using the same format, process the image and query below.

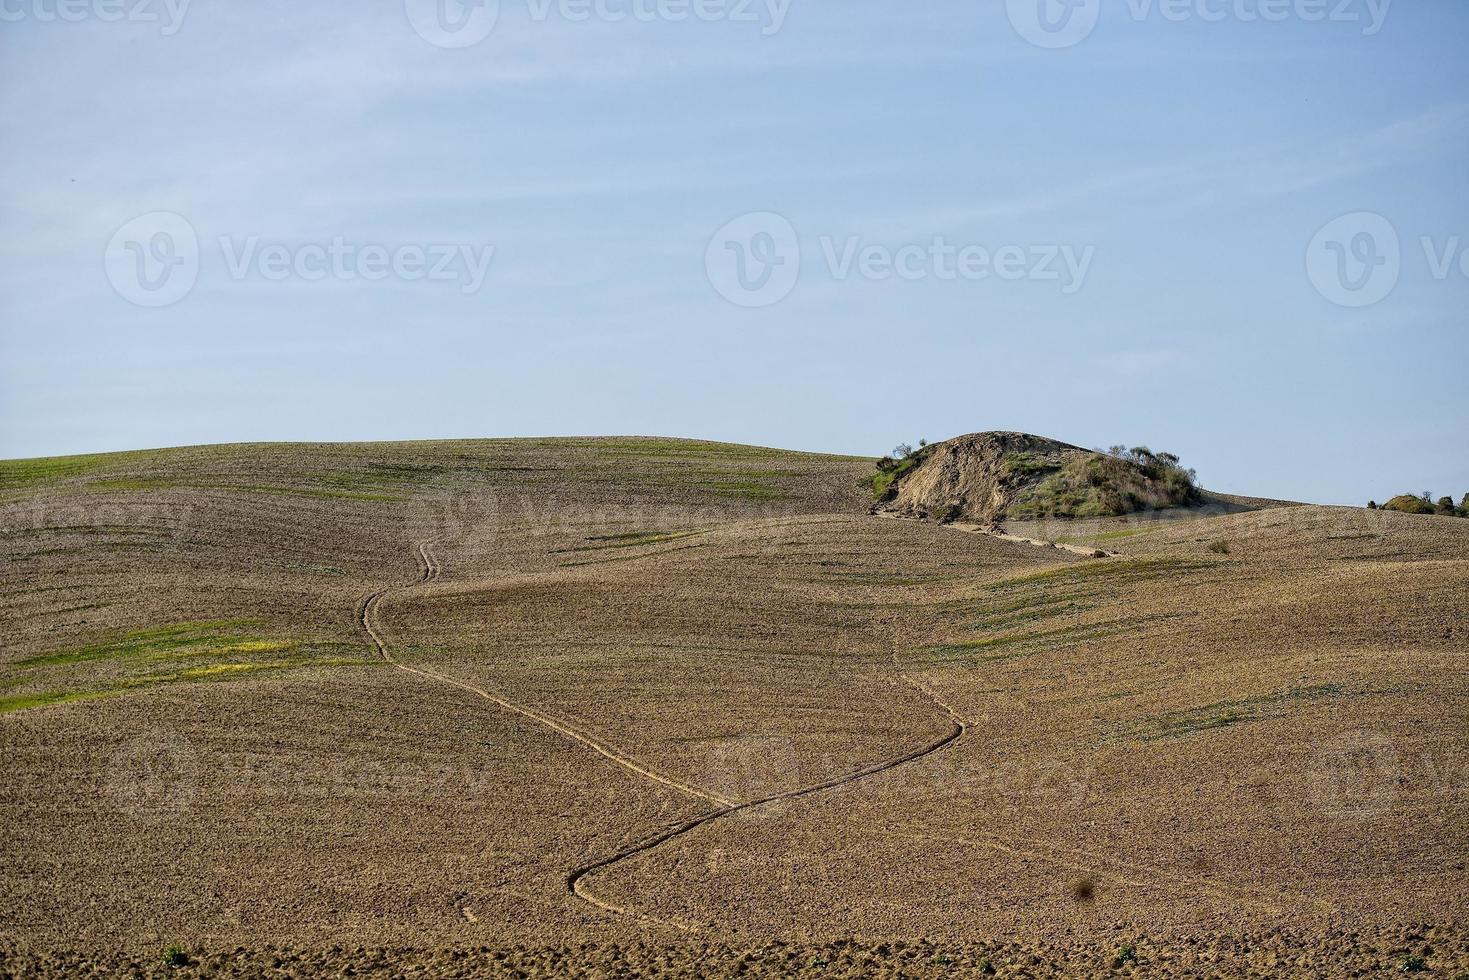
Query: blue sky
1,0,1466,505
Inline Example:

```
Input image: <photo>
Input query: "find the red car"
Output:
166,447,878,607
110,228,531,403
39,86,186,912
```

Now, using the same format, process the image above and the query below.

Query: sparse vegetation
1117,684,1345,742
1401,954,1428,973
0,621,373,714
871,443,930,501
161,944,188,968
1380,491,1469,517
1112,942,1139,968
1009,445,1200,519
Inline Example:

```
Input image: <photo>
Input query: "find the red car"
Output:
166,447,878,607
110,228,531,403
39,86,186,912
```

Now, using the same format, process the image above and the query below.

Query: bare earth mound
874,431,1200,525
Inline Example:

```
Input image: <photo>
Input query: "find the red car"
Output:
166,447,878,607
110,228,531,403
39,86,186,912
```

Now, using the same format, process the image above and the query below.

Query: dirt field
1,438,1465,977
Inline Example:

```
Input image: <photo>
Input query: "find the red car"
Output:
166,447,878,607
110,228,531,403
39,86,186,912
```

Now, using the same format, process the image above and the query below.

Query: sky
1,0,1466,505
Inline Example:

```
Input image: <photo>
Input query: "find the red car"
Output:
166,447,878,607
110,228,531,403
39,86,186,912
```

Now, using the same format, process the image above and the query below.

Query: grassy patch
14,619,266,668
562,530,708,552
558,542,710,568
697,480,791,501
86,478,407,502
871,453,922,501
0,451,163,491
1116,684,1345,742
2,622,376,715
928,614,1183,663
980,557,1216,594
0,690,117,715
964,593,1094,630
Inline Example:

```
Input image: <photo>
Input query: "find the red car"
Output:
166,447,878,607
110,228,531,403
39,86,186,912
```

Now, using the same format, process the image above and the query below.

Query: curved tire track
362,542,971,931
359,542,733,807
566,645,968,930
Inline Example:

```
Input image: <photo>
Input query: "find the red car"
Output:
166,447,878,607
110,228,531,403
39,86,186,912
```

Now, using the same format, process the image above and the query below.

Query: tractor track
360,542,969,932
358,543,733,807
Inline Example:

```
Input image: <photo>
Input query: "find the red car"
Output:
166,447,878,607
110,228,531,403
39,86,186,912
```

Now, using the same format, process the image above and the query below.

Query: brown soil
1,436,1465,976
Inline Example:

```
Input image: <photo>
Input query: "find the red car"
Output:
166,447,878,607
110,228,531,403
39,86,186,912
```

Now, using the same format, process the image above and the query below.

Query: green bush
1382,494,1436,515
870,450,924,501
161,944,188,968
1010,448,1199,520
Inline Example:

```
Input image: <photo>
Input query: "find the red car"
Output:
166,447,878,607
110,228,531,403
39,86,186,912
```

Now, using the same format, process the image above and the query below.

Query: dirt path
360,542,973,932
565,639,969,931
948,522,1120,558
358,543,734,806
871,511,1120,557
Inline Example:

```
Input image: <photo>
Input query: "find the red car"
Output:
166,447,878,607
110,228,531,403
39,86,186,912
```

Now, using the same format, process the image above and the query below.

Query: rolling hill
1,436,1466,977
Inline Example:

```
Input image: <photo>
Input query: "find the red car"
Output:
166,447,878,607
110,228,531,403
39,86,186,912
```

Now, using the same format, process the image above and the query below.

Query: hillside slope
1,437,1466,977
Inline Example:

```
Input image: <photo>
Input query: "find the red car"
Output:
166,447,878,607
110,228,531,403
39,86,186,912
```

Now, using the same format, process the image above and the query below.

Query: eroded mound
873,431,1199,524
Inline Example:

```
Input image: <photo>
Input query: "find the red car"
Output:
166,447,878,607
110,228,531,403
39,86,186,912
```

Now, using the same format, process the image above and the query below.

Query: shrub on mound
1008,446,1200,520
1382,494,1440,516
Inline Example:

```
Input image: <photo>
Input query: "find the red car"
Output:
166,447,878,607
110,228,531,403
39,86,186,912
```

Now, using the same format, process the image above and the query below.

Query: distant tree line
1368,492,1469,518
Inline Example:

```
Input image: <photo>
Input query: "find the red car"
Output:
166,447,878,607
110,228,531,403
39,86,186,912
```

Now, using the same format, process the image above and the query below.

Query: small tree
892,442,913,460
1436,496,1457,515
918,438,928,448
1367,501,1378,510
1460,492,1469,517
